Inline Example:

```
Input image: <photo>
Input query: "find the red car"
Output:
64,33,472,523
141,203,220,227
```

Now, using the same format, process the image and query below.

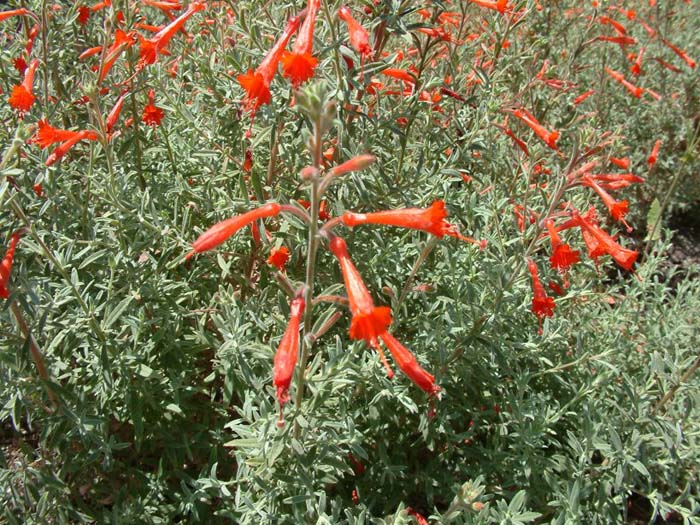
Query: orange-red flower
0,232,21,299
647,139,661,168
338,6,372,58
106,93,127,134
77,5,90,25
273,293,305,426
610,156,630,170
605,67,643,98
662,39,696,69
138,1,204,68
0,8,31,23
581,175,631,230
342,200,484,246
142,89,164,126
329,236,392,344
377,332,440,396
512,108,559,150
45,130,98,166
32,119,85,148
527,259,555,334
8,59,39,114
545,219,580,273
267,246,290,271
573,89,595,105
468,0,509,13
572,210,638,271
187,203,282,259
237,15,302,111
281,0,320,88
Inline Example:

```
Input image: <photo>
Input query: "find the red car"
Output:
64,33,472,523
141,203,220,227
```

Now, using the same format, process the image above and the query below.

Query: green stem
293,115,324,439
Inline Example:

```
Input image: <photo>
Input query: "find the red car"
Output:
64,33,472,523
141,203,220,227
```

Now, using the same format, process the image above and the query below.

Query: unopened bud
300,166,319,180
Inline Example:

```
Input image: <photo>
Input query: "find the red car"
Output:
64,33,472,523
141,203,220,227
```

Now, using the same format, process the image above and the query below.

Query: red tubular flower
342,200,484,246
381,68,416,85
138,1,204,68
468,0,509,13
587,173,644,190
0,232,21,299
662,39,696,69
187,203,282,259
545,219,580,273
581,175,631,231
527,259,555,334
572,210,638,271
610,156,630,170
106,93,127,134
377,332,440,396
267,246,290,271
32,119,85,148
142,89,164,127
237,15,302,112
143,0,182,14
281,0,320,88
0,8,31,22
77,5,90,25
604,67,642,98
329,236,393,376
502,127,530,156
45,130,99,166
647,139,661,168
8,59,39,114
512,108,559,150
99,29,136,84
573,89,595,105
330,154,376,177
13,57,27,75
338,6,372,58
273,293,305,426
631,46,645,76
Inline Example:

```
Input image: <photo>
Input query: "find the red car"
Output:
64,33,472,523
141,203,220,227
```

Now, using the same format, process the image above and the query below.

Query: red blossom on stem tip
342,200,485,248
468,0,509,13
581,175,631,231
329,236,393,377
186,203,282,259
281,0,320,88
571,210,638,271
138,1,204,68
267,246,290,271
330,154,376,176
106,94,127,134
45,130,99,166
273,292,305,427
1,232,21,299
142,89,164,127
662,39,696,69
610,157,630,170
337,6,372,57
545,219,580,274
377,332,440,397
647,139,661,168
527,259,555,335
604,67,643,98
573,89,595,105
237,15,302,112
32,120,86,149
8,59,39,114
512,108,559,150
0,8,32,23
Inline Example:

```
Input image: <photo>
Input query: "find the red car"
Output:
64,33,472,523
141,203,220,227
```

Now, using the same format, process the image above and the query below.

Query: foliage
1,0,699,523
